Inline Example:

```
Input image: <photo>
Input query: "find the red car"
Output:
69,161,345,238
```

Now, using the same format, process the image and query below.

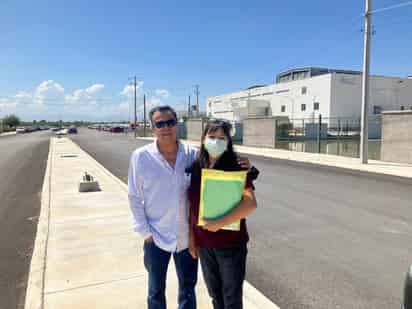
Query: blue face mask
204,137,228,158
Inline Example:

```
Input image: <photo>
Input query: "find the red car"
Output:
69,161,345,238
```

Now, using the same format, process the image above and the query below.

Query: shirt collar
152,139,183,157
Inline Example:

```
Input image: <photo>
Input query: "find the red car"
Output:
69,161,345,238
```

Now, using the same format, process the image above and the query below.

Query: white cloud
118,101,130,112
121,81,144,98
34,80,65,105
14,91,32,101
65,89,89,104
0,97,18,110
86,84,104,94
1,80,155,121
65,83,105,105
148,96,161,107
155,89,169,98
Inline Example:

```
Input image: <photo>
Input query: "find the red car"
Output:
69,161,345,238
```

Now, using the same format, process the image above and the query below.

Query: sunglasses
154,118,177,129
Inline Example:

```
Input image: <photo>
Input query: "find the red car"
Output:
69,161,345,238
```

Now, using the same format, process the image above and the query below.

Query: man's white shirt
128,141,198,252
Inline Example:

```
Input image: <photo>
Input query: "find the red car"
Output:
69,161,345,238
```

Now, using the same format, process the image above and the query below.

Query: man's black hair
149,105,177,124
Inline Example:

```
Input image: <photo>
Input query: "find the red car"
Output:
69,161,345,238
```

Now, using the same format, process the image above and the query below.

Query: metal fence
276,116,382,141
273,115,382,159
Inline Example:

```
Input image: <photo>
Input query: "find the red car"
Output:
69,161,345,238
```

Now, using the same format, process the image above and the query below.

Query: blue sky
0,0,411,121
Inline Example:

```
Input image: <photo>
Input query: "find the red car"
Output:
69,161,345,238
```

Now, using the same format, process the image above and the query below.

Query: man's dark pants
198,244,247,309
143,241,198,309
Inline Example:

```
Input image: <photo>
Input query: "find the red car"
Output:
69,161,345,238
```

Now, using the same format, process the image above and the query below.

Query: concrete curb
24,138,53,309
0,131,17,137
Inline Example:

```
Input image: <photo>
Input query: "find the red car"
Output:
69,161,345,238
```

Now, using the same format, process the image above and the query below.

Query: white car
56,129,68,136
16,127,27,133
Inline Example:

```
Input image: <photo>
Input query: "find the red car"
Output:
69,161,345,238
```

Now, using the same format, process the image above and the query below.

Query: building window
313,102,319,110
373,105,382,114
281,105,286,112
301,104,306,111
301,87,307,95
401,106,405,110
276,89,290,94
208,102,212,108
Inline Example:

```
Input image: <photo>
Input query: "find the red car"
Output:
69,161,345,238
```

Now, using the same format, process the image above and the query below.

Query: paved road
72,128,412,309
0,131,51,309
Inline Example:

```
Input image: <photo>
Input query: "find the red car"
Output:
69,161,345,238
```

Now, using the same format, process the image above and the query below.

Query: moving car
68,126,78,134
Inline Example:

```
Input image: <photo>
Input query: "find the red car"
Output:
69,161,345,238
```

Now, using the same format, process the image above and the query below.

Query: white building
206,67,412,122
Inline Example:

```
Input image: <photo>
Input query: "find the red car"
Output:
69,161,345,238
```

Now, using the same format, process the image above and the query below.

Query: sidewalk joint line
44,274,145,296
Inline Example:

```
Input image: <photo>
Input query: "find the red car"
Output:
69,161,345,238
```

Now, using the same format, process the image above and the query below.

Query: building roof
244,84,267,90
278,67,362,76
276,67,362,83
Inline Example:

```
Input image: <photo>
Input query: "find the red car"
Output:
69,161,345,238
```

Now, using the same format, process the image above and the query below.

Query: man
128,106,197,309
128,106,256,309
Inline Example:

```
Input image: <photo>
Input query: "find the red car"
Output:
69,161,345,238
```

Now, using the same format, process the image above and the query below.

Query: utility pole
360,0,372,164
194,85,200,117
188,95,191,118
143,94,147,137
133,76,137,138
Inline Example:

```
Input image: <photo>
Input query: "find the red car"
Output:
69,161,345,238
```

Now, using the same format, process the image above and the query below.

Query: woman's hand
237,157,251,170
202,219,225,232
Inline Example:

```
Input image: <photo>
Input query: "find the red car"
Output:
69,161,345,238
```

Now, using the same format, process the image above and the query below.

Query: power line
371,1,412,14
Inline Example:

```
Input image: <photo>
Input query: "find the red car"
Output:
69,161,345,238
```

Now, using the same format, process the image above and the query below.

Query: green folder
198,169,247,231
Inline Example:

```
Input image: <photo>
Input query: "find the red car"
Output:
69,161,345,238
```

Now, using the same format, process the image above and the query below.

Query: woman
188,119,257,309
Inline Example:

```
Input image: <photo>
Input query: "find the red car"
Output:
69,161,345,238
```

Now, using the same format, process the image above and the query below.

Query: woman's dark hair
196,119,237,168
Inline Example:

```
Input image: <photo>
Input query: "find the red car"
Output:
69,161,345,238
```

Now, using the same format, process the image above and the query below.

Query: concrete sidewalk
24,137,279,309
137,137,412,180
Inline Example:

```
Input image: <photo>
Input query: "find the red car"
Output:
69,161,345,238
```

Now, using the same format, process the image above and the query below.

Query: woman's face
205,128,227,142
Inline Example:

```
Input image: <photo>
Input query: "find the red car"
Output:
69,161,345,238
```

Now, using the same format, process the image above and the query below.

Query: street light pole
360,0,372,164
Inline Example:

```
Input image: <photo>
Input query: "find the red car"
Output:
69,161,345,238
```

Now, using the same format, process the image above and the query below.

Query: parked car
16,127,27,133
404,265,412,309
50,127,61,132
110,126,124,133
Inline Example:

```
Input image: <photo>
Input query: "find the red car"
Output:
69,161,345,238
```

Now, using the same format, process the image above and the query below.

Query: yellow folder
198,169,247,231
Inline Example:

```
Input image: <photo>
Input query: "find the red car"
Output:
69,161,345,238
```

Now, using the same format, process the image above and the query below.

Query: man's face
152,110,177,144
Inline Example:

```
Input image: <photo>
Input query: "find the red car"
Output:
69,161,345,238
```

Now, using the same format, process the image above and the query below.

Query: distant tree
3,114,20,127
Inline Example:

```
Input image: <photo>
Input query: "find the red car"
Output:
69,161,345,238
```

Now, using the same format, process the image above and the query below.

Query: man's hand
145,236,154,243
189,232,199,259
189,242,199,259
202,219,225,232
237,157,251,170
